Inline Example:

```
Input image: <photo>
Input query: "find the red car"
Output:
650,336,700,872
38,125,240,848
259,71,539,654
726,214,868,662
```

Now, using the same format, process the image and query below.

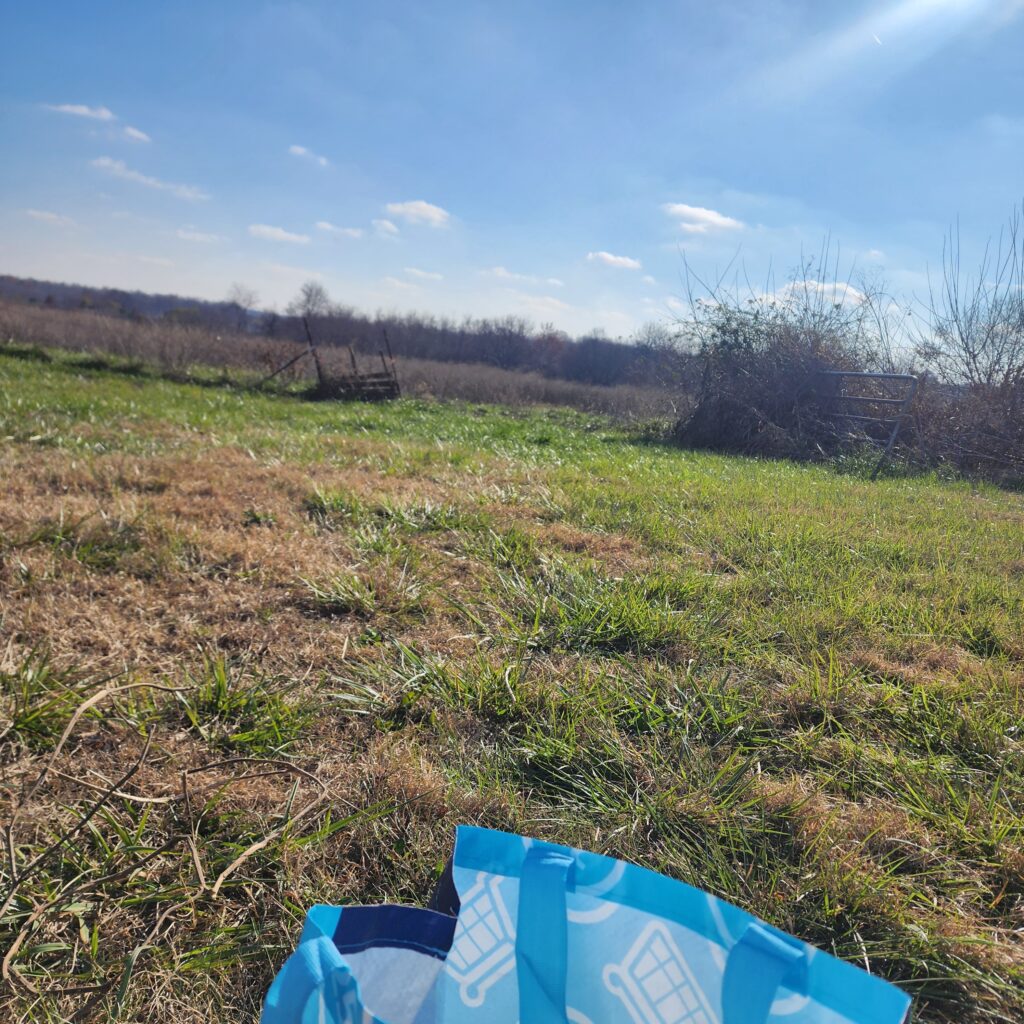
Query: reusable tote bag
262,826,911,1024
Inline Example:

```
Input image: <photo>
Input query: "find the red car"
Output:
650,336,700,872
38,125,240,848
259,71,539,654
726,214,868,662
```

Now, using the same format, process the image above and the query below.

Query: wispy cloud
248,223,310,244
486,265,525,282
778,279,867,307
662,203,744,234
405,267,442,280
46,103,115,121
642,274,657,285
24,209,76,227
373,218,400,236
587,250,642,270
289,144,329,167
382,275,420,291
385,200,450,227
506,290,572,316
91,156,209,201
137,254,174,267
176,227,222,243
316,221,364,238
46,102,152,142
484,266,564,287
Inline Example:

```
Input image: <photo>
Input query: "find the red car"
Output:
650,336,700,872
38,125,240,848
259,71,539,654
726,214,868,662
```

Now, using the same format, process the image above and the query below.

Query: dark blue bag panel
333,905,457,961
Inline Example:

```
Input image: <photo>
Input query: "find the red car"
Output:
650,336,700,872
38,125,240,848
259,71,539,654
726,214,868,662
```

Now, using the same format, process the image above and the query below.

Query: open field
1,343,1023,1023
0,300,679,420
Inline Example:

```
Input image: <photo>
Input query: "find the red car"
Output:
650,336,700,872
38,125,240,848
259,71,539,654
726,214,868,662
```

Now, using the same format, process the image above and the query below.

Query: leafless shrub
911,206,1024,479
919,208,1024,390
910,382,1024,481
669,248,881,456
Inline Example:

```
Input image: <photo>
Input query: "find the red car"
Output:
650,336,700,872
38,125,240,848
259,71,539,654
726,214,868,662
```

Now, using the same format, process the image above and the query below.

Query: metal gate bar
816,371,918,479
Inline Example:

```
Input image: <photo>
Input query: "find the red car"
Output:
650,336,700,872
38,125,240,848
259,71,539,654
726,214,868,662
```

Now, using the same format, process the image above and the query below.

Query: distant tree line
0,274,687,390
9,199,1022,483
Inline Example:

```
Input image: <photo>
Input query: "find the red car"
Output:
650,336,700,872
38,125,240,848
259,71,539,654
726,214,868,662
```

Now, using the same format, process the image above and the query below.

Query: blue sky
2,1,1023,336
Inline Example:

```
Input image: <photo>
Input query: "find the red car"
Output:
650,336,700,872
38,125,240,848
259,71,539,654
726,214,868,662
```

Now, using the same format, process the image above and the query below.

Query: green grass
172,658,312,755
1,344,1022,1023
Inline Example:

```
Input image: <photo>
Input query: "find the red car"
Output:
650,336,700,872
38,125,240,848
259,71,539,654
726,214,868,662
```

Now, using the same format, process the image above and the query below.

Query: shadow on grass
629,417,1024,492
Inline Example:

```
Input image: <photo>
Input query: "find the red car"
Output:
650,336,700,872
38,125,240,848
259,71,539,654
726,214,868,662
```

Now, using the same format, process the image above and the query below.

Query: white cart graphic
445,873,518,1007
603,922,719,1024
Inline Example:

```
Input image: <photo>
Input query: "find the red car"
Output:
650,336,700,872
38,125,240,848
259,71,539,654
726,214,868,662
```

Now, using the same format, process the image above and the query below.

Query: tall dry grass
0,300,677,420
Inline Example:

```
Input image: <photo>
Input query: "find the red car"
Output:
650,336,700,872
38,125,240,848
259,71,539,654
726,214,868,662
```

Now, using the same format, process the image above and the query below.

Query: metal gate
815,370,918,479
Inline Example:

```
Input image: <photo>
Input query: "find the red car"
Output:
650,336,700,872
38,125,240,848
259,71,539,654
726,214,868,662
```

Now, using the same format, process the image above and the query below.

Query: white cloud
137,255,174,267
248,223,311,244
587,250,642,270
405,267,443,280
24,209,76,227
382,275,420,291
46,103,115,121
642,275,657,285
662,203,744,234
483,266,564,288
779,280,867,307
316,221,364,238
46,103,152,143
176,227,221,243
505,290,572,316
487,265,522,281
289,144,329,167
373,218,400,236
665,296,687,312
385,199,450,227
864,248,886,261
91,156,209,201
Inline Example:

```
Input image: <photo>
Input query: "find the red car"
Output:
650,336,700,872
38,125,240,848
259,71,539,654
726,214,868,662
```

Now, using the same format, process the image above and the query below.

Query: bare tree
918,206,1024,390
858,279,916,374
286,280,333,320
226,283,259,333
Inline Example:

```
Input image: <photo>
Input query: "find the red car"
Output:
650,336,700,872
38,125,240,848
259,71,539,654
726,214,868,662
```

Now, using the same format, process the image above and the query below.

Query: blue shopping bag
262,826,911,1024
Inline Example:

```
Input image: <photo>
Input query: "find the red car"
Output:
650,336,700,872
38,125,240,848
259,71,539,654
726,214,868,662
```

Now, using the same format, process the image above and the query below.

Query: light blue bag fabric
262,826,911,1024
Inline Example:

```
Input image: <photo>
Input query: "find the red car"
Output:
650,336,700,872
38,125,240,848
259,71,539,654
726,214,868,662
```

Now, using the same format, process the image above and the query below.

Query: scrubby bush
664,214,1024,485
669,257,881,457
910,209,1024,481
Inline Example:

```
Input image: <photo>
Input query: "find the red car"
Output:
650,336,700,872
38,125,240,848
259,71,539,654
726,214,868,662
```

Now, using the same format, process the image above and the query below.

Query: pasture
1,344,1022,1022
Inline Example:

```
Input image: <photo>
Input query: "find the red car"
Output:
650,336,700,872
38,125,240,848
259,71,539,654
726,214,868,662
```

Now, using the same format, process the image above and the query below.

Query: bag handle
722,920,808,1024
515,842,575,1024
512,840,809,1024
261,934,350,1024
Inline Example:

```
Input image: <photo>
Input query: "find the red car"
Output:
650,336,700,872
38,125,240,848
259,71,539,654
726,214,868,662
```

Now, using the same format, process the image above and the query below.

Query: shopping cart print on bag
604,922,718,1024
444,873,517,1007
